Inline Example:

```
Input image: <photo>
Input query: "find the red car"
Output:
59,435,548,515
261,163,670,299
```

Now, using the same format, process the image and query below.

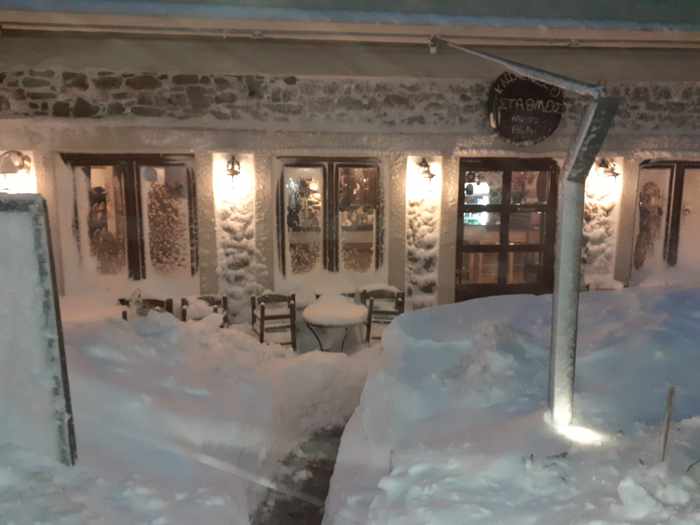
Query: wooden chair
314,291,356,301
181,295,230,326
119,297,174,321
361,288,405,342
250,293,297,351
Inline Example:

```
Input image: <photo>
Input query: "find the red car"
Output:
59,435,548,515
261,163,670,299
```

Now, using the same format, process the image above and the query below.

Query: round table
302,297,368,352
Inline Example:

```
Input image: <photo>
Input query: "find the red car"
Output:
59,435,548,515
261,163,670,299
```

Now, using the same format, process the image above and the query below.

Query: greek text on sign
488,72,564,144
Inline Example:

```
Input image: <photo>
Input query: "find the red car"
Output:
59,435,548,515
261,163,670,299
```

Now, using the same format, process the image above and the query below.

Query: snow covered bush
216,186,266,321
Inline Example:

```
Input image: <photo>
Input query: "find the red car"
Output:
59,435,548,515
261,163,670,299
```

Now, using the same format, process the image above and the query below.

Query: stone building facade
2,15,700,312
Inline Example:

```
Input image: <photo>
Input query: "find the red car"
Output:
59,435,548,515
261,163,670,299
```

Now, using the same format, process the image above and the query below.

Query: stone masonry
2,69,700,134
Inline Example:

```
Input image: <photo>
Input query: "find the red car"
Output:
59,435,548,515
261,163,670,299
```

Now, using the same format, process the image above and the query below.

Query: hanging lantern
0,151,33,194
226,155,241,178
418,158,436,181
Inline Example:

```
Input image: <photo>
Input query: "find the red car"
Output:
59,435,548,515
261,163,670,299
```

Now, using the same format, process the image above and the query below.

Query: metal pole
548,176,586,426
436,38,603,99
548,97,620,426
431,37,619,427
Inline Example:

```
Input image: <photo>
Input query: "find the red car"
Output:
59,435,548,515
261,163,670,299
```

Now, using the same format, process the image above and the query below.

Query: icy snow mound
131,309,181,338
325,286,700,525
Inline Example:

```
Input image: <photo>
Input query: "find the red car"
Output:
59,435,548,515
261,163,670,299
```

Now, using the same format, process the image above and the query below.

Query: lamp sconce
428,35,440,55
597,158,619,178
418,157,435,181
226,155,241,178
0,150,31,174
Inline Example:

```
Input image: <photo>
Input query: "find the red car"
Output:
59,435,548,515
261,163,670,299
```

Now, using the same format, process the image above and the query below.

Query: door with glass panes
456,158,558,301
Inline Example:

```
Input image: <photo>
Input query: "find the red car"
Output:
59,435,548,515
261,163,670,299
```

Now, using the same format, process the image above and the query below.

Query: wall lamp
0,150,31,174
227,155,241,178
597,158,619,178
418,157,435,180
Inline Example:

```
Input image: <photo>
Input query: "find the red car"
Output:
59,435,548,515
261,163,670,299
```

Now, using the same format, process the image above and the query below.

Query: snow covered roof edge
2,0,700,32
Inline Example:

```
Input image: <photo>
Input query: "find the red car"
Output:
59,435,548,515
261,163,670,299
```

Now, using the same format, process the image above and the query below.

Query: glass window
508,251,542,284
339,166,379,273
340,208,375,273
509,211,545,245
463,212,500,245
85,166,127,275
460,252,499,284
140,165,194,279
511,171,550,205
464,170,502,205
279,161,382,275
63,154,198,295
283,167,324,275
338,166,379,209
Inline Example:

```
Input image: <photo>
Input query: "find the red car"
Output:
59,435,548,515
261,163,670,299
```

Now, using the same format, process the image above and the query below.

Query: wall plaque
488,72,564,144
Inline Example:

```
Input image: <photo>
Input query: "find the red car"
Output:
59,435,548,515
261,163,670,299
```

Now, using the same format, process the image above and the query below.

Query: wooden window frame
60,153,198,280
277,157,383,276
639,160,700,267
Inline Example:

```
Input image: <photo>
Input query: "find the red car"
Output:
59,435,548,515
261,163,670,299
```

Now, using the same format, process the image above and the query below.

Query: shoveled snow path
1,296,378,524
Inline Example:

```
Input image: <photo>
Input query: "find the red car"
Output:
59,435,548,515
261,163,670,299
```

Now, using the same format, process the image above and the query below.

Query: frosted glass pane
463,212,500,245
511,171,550,204
284,167,324,275
509,211,545,245
463,170,502,205
141,165,192,278
460,252,498,284
508,251,542,284
340,208,375,272
87,166,127,275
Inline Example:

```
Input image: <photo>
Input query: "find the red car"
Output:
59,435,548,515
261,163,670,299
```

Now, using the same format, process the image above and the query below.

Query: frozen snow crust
326,286,700,525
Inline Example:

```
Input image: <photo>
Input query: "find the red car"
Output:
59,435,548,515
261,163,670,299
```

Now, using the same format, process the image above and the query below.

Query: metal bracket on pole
562,97,621,183
431,36,604,99
432,36,620,427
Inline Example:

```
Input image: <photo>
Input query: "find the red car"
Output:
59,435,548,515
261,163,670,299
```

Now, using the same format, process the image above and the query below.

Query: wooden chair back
314,291,356,301
360,288,405,342
119,297,174,321
250,293,297,351
181,295,230,326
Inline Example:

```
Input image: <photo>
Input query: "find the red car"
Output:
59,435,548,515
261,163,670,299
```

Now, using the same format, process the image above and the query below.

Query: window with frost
633,160,700,277
277,159,383,276
61,154,198,286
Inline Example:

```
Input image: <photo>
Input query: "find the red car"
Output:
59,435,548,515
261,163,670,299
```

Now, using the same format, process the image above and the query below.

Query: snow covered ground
1,295,378,524
326,286,700,525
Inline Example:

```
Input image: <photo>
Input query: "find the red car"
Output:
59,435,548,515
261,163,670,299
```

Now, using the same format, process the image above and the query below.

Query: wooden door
456,158,558,302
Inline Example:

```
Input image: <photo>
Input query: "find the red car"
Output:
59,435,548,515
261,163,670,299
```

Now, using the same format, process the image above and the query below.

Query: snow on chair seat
119,294,173,321
180,295,230,326
250,293,297,351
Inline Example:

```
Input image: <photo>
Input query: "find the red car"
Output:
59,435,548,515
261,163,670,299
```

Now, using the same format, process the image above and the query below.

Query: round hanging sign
488,72,564,144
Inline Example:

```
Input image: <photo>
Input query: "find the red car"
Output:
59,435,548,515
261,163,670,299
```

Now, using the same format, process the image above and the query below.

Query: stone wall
2,68,700,134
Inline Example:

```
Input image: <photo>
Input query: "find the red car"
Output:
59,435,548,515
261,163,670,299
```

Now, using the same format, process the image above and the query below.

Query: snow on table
325,286,700,525
2,294,380,524
303,295,367,327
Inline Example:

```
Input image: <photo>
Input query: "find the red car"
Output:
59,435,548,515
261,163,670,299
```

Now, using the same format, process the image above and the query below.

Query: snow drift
326,286,700,525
